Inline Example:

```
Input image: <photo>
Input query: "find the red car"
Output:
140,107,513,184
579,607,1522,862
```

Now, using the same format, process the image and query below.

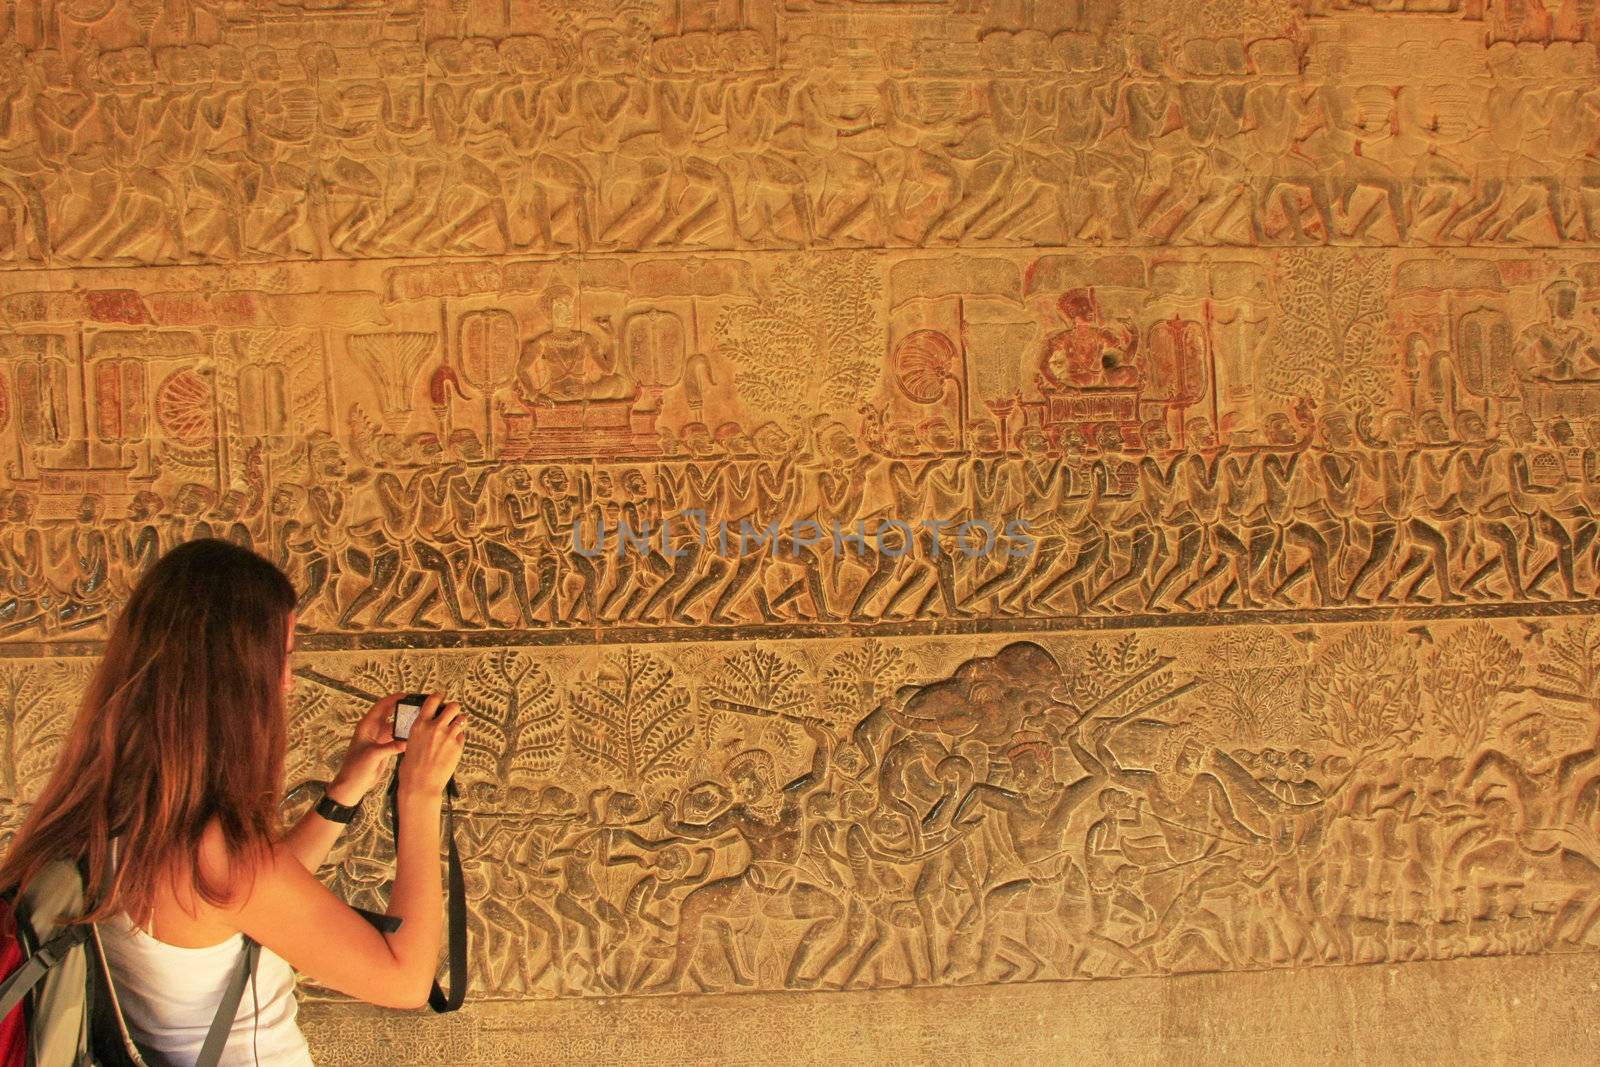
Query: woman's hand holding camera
396,692,467,801
329,693,466,807
328,693,411,807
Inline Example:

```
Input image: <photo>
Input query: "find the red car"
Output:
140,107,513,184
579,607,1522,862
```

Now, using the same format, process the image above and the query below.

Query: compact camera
394,693,429,740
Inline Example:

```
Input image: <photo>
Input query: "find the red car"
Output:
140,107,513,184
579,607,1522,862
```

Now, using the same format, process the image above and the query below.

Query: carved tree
1038,635,1199,747
823,638,914,724
347,656,447,706
0,663,78,802
703,647,817,758
1064,634,1170,712
284,333,330,437
712,253,883,423
285,677,337,789
1305,626,1421,755
1528,617,1600,740
1266,250,1392,413
1421,623,1524,753
458,649,566,793
568,649,696,790
1195,630,1306,745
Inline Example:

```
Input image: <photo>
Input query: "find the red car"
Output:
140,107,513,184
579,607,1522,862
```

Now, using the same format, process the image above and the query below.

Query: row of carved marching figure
7,56,1600,259
6,415,1600,636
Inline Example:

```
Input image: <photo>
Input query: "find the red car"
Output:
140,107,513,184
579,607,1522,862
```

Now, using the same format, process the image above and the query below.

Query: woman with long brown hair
0,538,466,1065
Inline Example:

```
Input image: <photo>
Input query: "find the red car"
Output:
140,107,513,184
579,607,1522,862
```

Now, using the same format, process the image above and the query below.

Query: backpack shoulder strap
0,925,91,1022
193,938,259,1067
187,915,394,1066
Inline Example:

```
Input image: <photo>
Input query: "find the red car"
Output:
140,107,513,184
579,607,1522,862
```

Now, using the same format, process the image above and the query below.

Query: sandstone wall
2,1,1600,1063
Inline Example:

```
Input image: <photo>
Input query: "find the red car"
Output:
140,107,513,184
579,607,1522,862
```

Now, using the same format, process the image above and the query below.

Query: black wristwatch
315,788,360,825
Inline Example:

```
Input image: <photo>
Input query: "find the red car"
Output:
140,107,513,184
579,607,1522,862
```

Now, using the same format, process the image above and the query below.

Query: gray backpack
0,857,259,1067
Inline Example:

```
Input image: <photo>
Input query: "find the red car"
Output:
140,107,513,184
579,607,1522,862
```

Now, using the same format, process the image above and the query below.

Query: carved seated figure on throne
1037,287,1142,392
1517,278,1600,383
1026,288,1146,449
500,286,660,459
515,286,636,406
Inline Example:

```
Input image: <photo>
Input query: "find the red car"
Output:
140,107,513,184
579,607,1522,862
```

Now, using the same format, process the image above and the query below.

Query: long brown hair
0,538,297,924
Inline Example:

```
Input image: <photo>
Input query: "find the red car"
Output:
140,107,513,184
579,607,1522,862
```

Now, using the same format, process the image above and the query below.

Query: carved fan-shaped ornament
349,332,435,426
894,329,958,405
129,0,167,34
156,368,214,444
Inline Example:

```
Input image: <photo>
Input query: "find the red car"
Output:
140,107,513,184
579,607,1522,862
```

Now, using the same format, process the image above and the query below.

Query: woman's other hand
328,693,408,805
396,693,466,799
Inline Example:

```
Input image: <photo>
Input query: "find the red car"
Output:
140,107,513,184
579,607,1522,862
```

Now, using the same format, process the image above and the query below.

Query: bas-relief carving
1,0,1599,1051
6,619,1600,1001
5,251,1600,640
0,4,1597,264
288,623,1600,997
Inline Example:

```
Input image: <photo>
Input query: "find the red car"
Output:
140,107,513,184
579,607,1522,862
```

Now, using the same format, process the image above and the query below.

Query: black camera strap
385,771,467,1013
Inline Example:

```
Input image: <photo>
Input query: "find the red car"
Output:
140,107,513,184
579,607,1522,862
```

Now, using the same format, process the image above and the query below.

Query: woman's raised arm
212,694,466,1010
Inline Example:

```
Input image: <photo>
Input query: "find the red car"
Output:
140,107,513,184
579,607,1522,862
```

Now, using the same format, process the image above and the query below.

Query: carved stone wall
2,0,1600,1062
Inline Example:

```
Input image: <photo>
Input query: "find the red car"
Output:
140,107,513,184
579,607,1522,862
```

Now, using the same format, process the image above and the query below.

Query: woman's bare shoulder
188,818,292,912
144,821,281,946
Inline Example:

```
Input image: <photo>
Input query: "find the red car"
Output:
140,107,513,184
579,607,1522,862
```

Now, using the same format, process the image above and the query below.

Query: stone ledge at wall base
297,951,1600,1067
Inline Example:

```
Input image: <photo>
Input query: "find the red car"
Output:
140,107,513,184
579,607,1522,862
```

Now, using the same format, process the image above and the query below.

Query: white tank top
96,912,316,1067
